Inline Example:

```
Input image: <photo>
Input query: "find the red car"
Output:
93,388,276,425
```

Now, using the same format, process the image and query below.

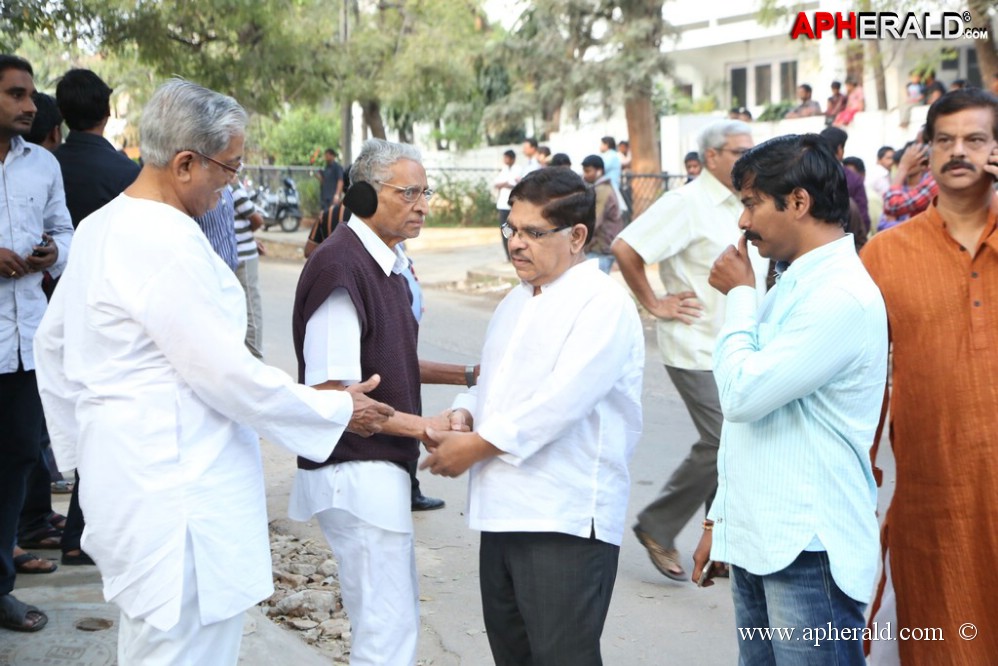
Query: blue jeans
586,252,615,274
731,551,867,666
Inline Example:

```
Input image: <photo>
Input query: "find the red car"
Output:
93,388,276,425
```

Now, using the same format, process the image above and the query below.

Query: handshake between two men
338,371,492,479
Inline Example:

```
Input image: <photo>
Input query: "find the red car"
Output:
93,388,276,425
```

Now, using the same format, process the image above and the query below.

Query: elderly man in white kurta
611,120,768,582
33,80,393,665
421,168,644,666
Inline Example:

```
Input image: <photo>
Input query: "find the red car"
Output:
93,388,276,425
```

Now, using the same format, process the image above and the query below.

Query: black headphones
342,181,378,218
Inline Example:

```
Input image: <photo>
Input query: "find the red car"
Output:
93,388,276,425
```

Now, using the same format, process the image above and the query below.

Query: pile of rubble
260,529,352,663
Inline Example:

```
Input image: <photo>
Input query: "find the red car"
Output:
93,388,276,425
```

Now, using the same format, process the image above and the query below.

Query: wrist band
465,364,477,388
702,520,714,531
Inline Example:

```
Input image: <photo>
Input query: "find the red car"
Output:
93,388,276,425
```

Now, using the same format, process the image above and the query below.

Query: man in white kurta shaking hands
422,167,645,666
33,79,393,664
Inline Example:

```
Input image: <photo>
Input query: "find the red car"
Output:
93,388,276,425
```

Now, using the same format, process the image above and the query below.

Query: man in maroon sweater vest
291,138,462,665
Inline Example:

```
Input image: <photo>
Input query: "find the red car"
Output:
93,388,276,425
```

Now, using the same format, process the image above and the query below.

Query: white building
660,0,993,171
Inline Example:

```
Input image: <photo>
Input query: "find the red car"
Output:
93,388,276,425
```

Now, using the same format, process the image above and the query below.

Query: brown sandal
14,552,58,574
18,526,62,550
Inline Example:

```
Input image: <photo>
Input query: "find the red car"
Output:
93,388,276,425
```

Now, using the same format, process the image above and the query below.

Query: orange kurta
861,198,998,665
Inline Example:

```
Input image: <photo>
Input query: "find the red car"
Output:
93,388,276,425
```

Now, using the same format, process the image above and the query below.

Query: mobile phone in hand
32,237,50,257
697,560,714,587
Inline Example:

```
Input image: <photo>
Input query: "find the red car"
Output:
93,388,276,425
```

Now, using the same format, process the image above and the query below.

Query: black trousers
17,446,54,540
479,530,619,666
61,471,84,553
0,369,45,595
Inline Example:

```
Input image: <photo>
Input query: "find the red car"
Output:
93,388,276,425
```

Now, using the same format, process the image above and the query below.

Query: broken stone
288,618,319,631
275,589,338,618
286,562,318,576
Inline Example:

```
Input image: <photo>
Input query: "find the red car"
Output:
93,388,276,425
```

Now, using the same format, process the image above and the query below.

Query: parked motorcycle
251,177,302,232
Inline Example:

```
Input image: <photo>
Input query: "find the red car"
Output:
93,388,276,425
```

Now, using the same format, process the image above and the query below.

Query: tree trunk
360,100,386,140
845,43,864,87
969,2,998,86
542,102,562,138
435,118,446,151
624,92,660,219
398,120,413,145
867,40,887,111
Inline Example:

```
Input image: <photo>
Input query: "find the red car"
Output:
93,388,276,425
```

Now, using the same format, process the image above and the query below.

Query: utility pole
340,0,352,165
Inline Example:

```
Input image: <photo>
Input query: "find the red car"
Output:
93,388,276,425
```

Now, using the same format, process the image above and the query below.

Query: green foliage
4,0,347,115
428,174,495,228
251,107,340,167
757,101,795,121
0,0,99,52
484,0,669,171
296,177,321,218
332,1,493,147
653,82,718,116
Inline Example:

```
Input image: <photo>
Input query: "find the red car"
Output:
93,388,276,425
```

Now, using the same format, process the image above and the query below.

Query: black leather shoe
411,495,445,511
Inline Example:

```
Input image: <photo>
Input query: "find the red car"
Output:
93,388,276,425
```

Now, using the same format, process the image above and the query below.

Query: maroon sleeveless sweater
291,223,420,469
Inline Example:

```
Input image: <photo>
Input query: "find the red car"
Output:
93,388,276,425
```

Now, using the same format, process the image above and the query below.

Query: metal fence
243,165,688,224
621,173,689,219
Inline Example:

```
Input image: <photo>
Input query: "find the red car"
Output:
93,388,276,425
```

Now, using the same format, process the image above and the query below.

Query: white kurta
453,259,645,546
33,194,354,632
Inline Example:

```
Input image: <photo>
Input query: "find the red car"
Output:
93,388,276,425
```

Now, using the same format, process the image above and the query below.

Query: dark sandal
0,594,48,632
14,552,58,574
18,526,62,550
61,550,95,566
47,511,67,531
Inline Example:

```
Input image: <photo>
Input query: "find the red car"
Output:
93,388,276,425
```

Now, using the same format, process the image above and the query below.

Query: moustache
743,230,763,242
941,160,975,173
15,115,35,123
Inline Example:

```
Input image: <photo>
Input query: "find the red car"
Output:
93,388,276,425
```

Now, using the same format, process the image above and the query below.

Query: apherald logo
790,11,989,40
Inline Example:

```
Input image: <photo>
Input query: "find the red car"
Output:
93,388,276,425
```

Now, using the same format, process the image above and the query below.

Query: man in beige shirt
612,120,767,581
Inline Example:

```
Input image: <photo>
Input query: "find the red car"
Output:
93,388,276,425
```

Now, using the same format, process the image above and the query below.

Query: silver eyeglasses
377,181,434,203
500,222,572,241
187,150,244,176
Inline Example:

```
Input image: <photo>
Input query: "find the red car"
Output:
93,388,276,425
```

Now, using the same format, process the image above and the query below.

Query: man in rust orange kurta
862,88,998,665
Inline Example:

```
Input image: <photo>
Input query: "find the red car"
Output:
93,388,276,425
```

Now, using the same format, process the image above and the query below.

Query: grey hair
697,120,752,158
140,79,247,168
350,138,422,190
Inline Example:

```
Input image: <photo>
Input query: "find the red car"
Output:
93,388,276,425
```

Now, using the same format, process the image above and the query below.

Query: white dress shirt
709,236,887,603
0,135,74,372
615,168,768,371
288,218,413,534
453,259,644,546
34,194,354,631
494,164,520,211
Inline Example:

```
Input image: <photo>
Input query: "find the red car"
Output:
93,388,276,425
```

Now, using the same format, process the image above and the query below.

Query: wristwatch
465,364,477,388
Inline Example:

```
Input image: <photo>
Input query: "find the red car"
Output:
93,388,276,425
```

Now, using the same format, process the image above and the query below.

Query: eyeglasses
500,222,572,241
377,181,434,203
719,147,751,157
187,150,244,176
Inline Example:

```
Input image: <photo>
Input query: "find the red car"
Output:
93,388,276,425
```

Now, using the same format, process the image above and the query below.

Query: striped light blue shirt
194,188,238,271
708,235,887,603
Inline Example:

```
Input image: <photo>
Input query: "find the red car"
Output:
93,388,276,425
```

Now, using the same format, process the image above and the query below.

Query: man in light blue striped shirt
696,134,887,665
194,186,239,271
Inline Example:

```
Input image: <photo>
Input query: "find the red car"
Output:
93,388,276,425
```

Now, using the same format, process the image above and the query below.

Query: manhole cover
0,603,117,665
76,617,114,632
